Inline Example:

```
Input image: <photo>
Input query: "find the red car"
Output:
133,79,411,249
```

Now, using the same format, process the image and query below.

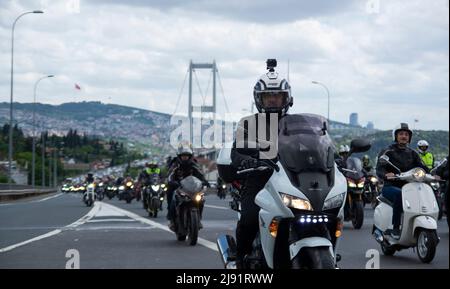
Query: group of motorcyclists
215,59,448,268
66,58,447,268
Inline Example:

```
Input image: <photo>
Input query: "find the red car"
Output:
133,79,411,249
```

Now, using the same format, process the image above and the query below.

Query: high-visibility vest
146,168,160,175
419,152,434,170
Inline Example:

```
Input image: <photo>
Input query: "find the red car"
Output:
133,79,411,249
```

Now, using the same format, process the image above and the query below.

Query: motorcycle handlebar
236,166,269,175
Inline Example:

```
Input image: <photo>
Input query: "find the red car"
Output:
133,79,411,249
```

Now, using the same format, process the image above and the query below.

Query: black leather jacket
168,158,208,185
376,143,429,188
231,113,281,171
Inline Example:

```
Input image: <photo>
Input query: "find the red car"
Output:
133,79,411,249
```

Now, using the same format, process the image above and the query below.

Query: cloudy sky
0,0,448,130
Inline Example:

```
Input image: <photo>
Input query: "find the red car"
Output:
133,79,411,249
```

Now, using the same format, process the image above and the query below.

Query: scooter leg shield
413,216,437,232
289,237,334,260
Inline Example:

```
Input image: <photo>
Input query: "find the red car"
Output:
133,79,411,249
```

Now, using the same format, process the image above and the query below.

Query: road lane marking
98,201,219,252
87,218,136,223
0,202,100,253
34,193,63,203
205,204,230,210
0,229,62,253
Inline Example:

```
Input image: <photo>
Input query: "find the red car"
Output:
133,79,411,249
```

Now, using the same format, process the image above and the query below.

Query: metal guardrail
0,186,58,202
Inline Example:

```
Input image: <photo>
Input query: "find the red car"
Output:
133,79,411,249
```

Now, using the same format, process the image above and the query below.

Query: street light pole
32,75,54,188
8,10,44,186
312,81,330,122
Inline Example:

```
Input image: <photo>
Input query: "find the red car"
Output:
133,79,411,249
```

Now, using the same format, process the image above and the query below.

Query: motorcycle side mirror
349,138,371,154
430,158,447,175
379,155,389,163
378,154,402,173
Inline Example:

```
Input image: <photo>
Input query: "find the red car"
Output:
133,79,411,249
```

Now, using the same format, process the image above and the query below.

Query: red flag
75,83,81,90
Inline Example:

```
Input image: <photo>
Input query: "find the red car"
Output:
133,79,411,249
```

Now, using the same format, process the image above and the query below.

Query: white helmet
392,122,413,143
177,142,193,157
253,59,293,114
339,145,350,154
417,140,429,151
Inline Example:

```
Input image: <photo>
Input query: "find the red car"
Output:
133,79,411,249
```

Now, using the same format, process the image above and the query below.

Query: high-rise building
366,121,374,130
349,113,359,126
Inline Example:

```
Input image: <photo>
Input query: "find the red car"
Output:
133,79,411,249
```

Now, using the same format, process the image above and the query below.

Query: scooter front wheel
416,229,437,263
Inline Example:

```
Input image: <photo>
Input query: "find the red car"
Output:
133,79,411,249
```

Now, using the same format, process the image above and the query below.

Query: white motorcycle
216,113,371,269
83,183,96,207
373,155,440,263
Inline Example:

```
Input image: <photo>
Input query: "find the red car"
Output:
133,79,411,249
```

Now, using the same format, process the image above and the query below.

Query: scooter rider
230,59,293,268
166,143,210,229
376,123,429,239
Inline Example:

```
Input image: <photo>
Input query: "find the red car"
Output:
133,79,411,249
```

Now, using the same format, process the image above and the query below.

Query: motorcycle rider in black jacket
166,143,210,230
229,59,293,268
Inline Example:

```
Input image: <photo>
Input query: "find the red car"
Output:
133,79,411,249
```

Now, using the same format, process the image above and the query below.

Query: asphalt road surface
0,192,448,269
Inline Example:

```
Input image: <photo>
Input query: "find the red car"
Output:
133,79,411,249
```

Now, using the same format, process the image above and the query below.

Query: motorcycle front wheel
188,210,199,246
291,247,335,269
352,200,364,229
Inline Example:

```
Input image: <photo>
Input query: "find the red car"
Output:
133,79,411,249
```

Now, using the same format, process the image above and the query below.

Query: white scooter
216,113,371,269
373,155,440,263
83,183,96,207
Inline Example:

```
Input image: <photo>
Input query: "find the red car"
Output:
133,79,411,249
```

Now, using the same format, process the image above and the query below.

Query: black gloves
240,158,259,170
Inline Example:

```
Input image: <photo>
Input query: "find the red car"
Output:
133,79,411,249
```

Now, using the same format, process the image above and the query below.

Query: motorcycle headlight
151,185,160,191
80,186,86,190
323,192,346,211
119,185,125,190
195,193,203,202
222,185,226,189
88,184,95,189
160,197,164,201
164,187,168,191
413,168,426,181
161,184,166,188
99,182,104,187
370,177,378,183
279,193,313,211
126,182,133,187
347,180,357,188
357,181,365,188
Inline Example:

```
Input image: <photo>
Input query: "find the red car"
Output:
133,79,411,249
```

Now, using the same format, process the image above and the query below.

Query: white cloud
0,0,448,130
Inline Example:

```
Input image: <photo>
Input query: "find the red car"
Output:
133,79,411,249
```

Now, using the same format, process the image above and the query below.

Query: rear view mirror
379,155,389,163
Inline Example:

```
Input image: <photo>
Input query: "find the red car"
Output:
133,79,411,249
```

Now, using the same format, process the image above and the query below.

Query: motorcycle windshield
179,176,203,196
278,114,334,173
345,157,364,180
278,114,336,211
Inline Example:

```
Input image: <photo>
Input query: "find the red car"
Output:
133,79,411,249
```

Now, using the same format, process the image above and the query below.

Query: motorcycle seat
378,196,393,207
